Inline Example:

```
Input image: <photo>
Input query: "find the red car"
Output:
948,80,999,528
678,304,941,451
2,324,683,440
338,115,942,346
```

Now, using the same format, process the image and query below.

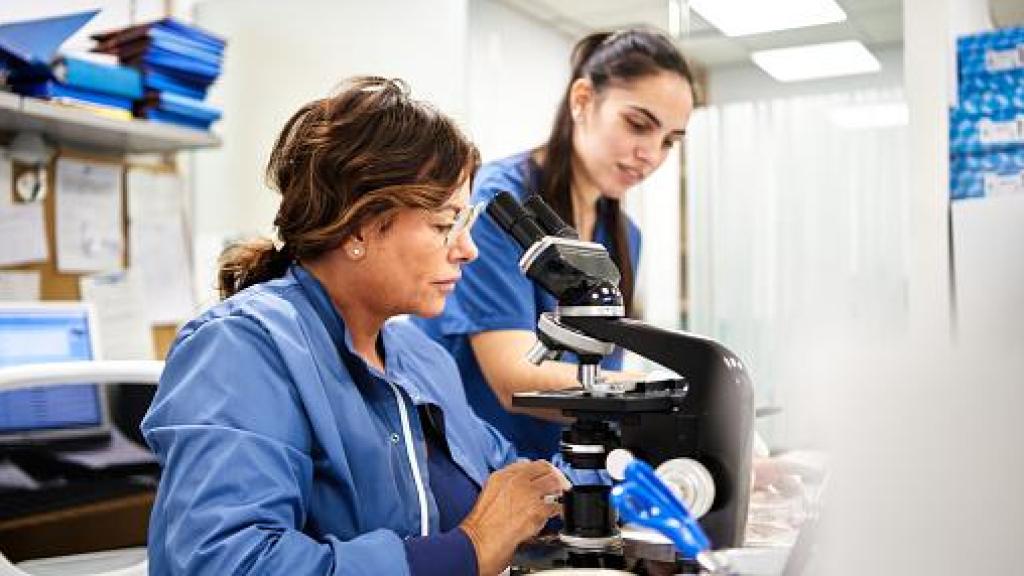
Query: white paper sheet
0,204,49,266
127,168,195,325
0,270,41,301
55,158,124,273
80,270,155,360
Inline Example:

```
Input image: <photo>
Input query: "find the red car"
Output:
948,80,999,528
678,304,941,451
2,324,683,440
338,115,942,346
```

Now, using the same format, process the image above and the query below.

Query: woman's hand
752,455,825,496
460,460,570,576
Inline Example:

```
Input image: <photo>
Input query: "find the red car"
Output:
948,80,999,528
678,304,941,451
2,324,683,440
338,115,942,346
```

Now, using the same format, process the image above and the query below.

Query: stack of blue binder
9,55,142,118
0,10,140,118
949,26,1024,200
92,18,225,130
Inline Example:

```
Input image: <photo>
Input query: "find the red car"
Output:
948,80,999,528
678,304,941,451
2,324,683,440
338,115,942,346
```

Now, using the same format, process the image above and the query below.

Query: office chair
0,361,163,576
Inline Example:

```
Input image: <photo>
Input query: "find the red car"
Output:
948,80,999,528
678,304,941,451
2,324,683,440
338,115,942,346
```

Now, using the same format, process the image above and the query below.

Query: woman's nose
451,229,478,263
635,137,657,164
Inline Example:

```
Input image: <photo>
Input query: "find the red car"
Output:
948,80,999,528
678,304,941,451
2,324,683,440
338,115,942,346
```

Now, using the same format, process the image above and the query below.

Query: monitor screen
0,303,109,444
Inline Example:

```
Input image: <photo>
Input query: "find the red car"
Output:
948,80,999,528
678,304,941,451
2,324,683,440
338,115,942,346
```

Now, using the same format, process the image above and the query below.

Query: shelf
0,92,220,154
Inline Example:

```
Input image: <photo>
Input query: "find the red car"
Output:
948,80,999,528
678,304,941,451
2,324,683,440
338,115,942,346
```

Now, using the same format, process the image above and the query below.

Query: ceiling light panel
751,40,882,82
690,0,847,37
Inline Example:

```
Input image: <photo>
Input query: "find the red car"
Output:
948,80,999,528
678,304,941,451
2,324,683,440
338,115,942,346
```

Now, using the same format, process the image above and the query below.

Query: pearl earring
351,247,362,257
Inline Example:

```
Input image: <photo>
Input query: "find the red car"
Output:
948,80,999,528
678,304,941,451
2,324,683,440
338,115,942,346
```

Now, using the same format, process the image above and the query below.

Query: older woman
143,77,568,576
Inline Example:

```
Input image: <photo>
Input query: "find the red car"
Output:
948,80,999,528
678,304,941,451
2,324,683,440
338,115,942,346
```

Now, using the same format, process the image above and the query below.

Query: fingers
481,460,570,519
531,471,568,496
513,460,571,491
523,465,569,529
536,461,572,491
545,501,562,519
492,461,570,493
527,499,562,528
507,459,559,481
500,460,548,476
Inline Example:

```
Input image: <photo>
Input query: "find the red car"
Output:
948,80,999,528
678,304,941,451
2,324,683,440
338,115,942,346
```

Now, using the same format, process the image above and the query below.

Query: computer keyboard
0,477,155,522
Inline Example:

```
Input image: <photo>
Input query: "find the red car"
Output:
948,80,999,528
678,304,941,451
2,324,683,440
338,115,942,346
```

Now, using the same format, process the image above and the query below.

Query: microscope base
511,534,707,575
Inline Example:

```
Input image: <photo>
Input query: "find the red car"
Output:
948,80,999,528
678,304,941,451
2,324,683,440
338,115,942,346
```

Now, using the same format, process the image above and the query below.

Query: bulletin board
2,148,181,359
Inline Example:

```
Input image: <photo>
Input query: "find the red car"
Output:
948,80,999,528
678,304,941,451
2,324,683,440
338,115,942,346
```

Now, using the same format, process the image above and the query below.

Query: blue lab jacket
143,264,517,575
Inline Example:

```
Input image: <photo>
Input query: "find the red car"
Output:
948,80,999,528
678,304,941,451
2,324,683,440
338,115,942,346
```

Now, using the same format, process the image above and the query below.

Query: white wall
190,0,572,302
191,0,470,301
626,147,682,331
466,0,572,161
902,0,991,346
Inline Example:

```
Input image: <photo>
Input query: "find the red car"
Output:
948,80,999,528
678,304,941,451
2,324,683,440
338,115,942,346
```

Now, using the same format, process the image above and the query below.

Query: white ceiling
496,0,1024,70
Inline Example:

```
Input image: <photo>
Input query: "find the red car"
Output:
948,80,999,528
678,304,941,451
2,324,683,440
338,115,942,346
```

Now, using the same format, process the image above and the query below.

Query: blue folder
52,56,143,100
148,28,223,64
152,18,225,52
8,56,143,100
144,90,221,122
140,61,218,87
143,69,207,100
138,108,214,130
14,80,133,110
0,10,98,67
140,49,220,81
101,30,222,68
92,18,225,56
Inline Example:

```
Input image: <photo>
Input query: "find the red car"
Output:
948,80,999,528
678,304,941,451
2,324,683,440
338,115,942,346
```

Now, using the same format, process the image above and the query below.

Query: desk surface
0,490,154,563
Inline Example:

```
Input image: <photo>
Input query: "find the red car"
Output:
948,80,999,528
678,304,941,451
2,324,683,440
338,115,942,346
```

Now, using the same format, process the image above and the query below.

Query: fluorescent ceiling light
751,41,881,82
829,102,909,129
690,0,846,37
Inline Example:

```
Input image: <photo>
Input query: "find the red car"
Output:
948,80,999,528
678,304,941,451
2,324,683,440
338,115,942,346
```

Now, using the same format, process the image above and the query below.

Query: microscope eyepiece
487,191,546,249
524,194,579,239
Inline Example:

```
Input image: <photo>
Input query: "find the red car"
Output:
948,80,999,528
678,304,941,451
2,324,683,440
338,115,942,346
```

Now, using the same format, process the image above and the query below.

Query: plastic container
950,148,1024,200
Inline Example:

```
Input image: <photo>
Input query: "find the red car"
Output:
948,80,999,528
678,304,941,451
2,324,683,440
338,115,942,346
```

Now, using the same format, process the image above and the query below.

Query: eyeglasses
438,202,484,247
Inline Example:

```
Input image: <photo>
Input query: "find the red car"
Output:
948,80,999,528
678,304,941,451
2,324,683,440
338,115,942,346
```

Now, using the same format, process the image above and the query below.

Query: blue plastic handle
609,457,711,560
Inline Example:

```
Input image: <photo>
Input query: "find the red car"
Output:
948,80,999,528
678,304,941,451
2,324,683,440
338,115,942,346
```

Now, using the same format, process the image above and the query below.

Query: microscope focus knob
655,458,716,520
525,339,554,365
606,449,716,520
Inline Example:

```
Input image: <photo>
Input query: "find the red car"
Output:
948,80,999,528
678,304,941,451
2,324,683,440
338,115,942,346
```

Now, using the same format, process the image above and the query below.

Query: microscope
487,192,755,573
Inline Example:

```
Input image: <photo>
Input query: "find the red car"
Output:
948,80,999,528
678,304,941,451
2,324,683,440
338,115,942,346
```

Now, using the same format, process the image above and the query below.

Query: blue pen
607,449,729,574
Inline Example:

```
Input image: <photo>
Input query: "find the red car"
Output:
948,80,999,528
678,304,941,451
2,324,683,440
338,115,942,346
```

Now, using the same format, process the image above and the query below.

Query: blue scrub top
143,264,517,576
413,152,641,459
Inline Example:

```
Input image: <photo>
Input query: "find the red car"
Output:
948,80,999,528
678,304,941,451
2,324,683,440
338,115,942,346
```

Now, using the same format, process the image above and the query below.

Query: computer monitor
0,302,111,447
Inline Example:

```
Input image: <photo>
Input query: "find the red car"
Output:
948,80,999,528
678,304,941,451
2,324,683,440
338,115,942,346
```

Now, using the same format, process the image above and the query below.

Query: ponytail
217,239,294,299
537,29,693,316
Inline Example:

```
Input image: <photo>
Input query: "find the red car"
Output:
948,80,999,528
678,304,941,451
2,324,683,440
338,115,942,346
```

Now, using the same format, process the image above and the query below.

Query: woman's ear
342,233,366,260
569,78,595,121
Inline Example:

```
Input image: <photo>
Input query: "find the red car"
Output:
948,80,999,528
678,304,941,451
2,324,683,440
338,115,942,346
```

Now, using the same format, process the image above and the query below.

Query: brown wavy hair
218,76,480,299
538,29,694,316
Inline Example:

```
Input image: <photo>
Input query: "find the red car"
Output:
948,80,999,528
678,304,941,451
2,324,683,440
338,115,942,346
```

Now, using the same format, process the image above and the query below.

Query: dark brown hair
218,76,480,299
538,29,694,315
